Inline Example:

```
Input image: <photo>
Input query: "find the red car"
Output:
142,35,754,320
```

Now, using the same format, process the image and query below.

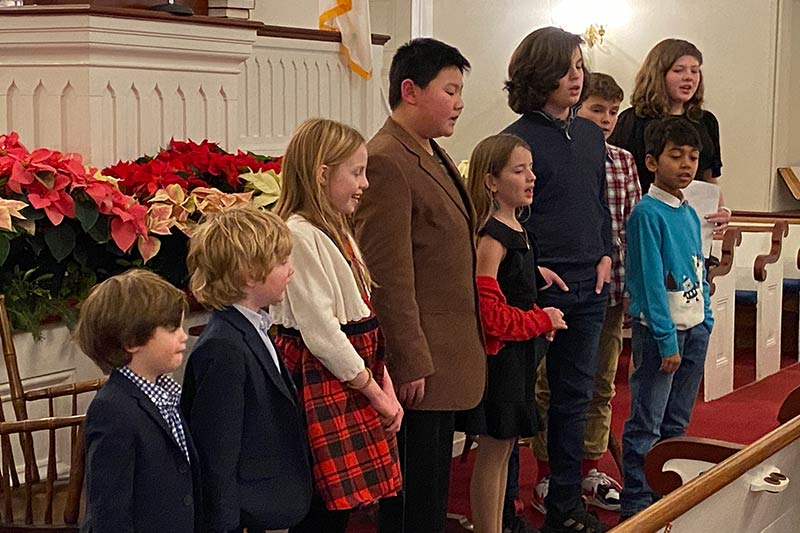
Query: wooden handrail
707,228,741,296
753,221,788,282
731,210,800,224
610,413,800,532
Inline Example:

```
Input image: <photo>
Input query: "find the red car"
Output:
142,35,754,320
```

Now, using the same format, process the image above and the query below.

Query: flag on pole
319,0,373,80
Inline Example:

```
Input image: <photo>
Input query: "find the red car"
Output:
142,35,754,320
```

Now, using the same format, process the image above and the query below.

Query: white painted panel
705,273,736,401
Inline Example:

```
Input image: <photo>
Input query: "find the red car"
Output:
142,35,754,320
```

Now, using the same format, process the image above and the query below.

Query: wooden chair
0,415,85,531
0,294,105,486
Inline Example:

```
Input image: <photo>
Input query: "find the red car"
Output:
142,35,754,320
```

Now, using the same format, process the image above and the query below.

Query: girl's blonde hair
631,38,705,119
275,118,372,293
466,134,531,233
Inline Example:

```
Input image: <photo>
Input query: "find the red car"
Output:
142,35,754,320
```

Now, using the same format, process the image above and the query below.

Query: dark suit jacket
82,371,201,533
353,117,486,410
181,307,312,532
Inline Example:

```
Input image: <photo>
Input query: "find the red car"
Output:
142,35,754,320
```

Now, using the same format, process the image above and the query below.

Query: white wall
251,0,318,28
428,0,792,211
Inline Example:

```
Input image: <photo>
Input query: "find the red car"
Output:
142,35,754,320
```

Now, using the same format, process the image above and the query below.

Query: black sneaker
503,515,540,533
541,506,610,533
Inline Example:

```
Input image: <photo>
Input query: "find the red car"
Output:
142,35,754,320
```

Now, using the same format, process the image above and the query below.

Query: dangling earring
491,189,500,210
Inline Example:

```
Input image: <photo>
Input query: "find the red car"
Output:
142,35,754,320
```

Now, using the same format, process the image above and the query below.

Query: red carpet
347,343,800,531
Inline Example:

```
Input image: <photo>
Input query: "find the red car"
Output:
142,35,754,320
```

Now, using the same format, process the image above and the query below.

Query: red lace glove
477,276,553,355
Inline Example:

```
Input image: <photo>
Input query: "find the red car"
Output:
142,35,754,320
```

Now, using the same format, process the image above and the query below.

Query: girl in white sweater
271,118,403,532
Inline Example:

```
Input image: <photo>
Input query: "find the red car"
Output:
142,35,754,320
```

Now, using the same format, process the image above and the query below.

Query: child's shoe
541,505,610,533
581,468,622,511
503,515,540,533
530,476,549,515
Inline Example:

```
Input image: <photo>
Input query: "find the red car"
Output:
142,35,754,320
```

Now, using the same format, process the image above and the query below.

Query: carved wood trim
611,414,800,532
707,228,741,296
644,436,745,495
753,221,789,282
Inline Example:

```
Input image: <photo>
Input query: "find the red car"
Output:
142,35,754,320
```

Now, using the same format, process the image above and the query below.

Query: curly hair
631,39,704,119
505,26,589,114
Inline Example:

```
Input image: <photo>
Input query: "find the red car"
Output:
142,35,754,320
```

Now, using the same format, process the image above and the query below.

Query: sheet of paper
683,180,720,258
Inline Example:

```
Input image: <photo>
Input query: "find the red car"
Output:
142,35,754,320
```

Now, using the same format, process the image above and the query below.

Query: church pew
610,385,800,532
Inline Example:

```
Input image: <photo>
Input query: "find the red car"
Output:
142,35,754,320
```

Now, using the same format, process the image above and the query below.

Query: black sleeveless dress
456,217,544,439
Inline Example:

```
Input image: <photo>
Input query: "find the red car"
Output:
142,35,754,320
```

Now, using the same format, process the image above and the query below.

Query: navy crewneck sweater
503,112,611,283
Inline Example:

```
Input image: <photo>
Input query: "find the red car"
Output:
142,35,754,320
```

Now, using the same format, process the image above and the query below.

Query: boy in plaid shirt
530,73,640,514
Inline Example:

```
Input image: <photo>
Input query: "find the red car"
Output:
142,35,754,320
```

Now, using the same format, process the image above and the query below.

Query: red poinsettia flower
0,132,30,177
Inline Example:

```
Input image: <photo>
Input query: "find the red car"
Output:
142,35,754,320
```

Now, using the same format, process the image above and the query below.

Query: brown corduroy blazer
353,117,486,411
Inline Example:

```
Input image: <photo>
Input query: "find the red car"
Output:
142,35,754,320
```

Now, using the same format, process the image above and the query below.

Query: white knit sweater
270,215,372,381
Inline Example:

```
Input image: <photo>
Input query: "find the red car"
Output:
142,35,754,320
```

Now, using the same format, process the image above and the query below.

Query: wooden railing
610,413,800,532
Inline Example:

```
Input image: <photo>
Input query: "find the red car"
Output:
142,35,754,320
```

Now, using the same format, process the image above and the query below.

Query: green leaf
44,224,76,262
0,234,9,266
75,199,100,232
88,218,109,243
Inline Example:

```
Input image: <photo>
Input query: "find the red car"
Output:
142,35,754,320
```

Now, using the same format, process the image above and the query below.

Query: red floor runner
347,346,800,531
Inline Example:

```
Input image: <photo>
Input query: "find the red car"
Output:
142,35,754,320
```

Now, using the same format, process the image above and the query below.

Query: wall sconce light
584,23,606,47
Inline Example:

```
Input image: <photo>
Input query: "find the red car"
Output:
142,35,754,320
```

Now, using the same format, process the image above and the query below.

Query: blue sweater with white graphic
625,186,714,357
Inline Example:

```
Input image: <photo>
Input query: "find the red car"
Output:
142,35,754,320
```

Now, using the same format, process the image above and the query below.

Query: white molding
410,0,433,38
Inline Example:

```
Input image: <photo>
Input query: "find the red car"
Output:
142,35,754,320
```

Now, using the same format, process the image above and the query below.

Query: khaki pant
531,303,624,461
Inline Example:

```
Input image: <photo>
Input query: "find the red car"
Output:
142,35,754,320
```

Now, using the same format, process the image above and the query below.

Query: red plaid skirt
275,318,402,511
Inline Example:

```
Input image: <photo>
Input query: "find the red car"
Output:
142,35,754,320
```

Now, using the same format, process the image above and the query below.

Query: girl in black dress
609,38,730,242
457,134,567,533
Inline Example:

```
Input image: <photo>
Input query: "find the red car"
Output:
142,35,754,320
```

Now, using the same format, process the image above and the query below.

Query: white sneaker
581,469,622,511
530,476,549,515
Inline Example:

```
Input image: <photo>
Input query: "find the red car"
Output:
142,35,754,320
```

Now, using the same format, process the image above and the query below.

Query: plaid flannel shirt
606,143,642,307
118,366,190,463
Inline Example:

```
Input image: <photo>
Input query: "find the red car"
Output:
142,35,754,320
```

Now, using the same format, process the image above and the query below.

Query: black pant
378,409,456,533
289,493,350,533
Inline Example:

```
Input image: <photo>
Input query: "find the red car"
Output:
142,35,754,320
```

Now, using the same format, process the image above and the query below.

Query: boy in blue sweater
621,116,714,519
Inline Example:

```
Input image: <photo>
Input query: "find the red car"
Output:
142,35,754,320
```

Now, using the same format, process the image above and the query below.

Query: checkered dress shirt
605,143,642,307
118,366,190,463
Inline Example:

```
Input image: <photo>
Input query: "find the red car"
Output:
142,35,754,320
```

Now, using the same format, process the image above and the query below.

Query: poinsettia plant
0,132,282,336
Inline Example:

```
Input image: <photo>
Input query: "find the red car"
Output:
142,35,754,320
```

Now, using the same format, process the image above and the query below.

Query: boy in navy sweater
503,26,611,533
621,116,713,519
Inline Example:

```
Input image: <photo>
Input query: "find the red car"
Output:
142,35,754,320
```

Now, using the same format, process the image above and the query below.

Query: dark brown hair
75,270,187,374
584,72,623,103
505,26,589,114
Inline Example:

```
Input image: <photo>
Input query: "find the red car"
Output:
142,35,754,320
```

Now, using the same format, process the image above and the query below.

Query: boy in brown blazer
353,38,486,533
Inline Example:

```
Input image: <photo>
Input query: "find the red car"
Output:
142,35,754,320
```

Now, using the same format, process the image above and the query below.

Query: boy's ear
400,78,418,105
645,153,659,173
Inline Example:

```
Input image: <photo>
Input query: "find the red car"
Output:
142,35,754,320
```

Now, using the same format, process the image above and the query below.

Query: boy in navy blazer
76,269,200,533
182,205,312,533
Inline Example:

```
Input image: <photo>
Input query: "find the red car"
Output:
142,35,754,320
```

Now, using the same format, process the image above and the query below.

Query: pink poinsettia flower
109,200,148,253
0,197,28,232
26,172,76,226
0,132,30,177
137,234,162,264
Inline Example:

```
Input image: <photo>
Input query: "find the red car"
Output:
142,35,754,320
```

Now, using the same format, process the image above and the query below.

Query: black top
481,217,539,310
608,108,722,194
503,112,612,283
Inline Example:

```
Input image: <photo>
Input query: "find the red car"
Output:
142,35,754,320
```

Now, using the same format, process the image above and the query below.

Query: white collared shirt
232,304,282,372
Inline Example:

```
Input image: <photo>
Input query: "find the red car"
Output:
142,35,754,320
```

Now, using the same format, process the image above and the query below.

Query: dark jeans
538,280,608,515
620,322,709,516
378,409,456,533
